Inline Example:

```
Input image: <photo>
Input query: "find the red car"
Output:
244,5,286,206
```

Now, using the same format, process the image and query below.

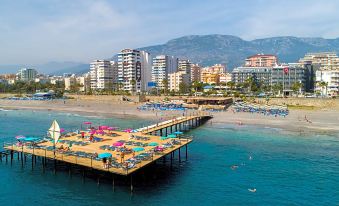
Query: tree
291,82,303,96
226,81,235,90
191,81,203,96
162,79,169,95
318,81,328,97
130,80,136,93
179,82,188,94
272,83,283,95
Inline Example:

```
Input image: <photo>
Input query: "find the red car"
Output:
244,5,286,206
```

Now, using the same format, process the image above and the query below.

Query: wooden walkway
2,114,212,177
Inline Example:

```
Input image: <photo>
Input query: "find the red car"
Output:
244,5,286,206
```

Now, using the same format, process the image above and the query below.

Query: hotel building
90,60,117,90
245,54,278,67
16,68,38,81
118,49,152,93
151,55,178,89
169,71,190,92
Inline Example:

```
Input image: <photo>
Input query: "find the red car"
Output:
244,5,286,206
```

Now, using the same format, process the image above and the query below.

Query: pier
2,114,212,190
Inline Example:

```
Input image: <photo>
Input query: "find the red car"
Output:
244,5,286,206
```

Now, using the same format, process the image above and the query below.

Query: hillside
138,34,339,69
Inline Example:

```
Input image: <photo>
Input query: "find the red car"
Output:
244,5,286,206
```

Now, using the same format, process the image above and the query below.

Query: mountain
0,62,89,75
138,34,339,70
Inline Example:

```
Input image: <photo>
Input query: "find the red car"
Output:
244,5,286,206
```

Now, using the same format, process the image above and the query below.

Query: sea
0,109,338,206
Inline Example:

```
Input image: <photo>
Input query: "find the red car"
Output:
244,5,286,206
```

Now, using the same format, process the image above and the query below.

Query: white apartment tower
16,68,38,81
118,49,152,93
178,59,192,75
90,60,117,90
151,55,178,89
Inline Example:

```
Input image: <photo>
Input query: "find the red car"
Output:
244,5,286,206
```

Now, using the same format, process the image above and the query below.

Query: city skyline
1,0,339,66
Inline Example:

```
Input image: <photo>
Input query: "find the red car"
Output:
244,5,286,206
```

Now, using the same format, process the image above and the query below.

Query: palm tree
318,81,328,97
226,81,235,90
291,82,303,96
130,80,136,93
162,79,169,95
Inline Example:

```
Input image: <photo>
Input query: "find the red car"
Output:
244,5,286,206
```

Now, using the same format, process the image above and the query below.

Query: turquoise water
0,109,338,205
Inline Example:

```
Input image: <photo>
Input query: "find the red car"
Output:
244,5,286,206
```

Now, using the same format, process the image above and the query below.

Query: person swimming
230,165,239,170
248,188,257,193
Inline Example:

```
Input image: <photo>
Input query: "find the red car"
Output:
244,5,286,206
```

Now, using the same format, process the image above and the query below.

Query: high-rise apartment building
16,68,38,81
190,64,201,82
90,60,117,90
245,54,278,67
178,59,192,75
169,71,190,92
118,49,152,93
299,52,339,70
151,55,178,89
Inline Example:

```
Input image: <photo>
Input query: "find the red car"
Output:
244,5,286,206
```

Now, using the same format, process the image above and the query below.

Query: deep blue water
0,109,338,206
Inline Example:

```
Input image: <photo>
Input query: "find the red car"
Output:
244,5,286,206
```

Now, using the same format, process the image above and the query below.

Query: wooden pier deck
3,114,212,177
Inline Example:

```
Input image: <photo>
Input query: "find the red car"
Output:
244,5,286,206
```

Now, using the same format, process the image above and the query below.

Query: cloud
1,0,339,66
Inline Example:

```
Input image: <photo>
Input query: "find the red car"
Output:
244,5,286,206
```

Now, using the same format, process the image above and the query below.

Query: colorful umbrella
98,152,112,159
60,128,65,133
99,125,109,130
22,137,39,142
160,136,168,140
133,147,144,152
15,135,26,139
113,142,124,147
148,142,159,146
83,121,92,125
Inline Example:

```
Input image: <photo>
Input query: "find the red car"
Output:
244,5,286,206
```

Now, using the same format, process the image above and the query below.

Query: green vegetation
0,81,64,96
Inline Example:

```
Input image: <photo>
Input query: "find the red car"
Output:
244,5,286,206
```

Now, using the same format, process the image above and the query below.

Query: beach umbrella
15,135,26,140
83,121,92,125
113,142,124,147
155,146,164,151
96,130,104,134
167,134,177,138
100,125,109,130
98,152,112,159
22,137,39,142
160,136,168,140
133,147,144,152
174,131,183,135
60,128,65,133
148,142,159,146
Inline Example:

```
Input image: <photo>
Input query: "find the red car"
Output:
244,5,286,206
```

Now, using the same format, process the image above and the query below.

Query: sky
1,0,339,65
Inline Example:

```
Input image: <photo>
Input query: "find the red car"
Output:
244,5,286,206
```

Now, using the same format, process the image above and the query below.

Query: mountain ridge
138,34,339,70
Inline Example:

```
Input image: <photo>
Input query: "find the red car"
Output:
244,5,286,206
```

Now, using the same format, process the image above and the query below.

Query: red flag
284,67,289,74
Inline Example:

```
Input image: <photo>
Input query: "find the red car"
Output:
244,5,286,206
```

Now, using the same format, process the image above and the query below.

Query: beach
1,95,339,135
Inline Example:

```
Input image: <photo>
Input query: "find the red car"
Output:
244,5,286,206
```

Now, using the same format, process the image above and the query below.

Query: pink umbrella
89,131,96,135
60,128,65,133
113,142,124,147
100,125,109,130
15,135,25,139
96,130,105,135
83,121,92,125
107,127,114,131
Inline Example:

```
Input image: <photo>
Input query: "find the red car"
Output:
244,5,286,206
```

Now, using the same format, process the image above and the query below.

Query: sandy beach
1,96,339,135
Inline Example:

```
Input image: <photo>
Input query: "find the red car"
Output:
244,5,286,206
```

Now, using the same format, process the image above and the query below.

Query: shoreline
1,99,339,136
